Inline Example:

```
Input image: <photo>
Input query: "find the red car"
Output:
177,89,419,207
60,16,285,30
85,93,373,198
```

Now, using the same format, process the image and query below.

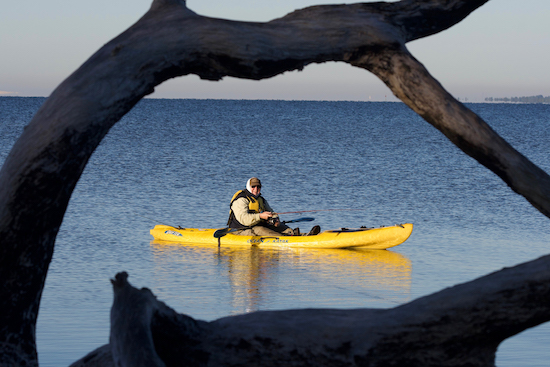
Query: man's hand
259,211,272,220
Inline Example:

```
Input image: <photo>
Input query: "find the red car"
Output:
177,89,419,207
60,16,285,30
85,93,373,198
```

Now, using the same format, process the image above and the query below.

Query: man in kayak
227,177,320,236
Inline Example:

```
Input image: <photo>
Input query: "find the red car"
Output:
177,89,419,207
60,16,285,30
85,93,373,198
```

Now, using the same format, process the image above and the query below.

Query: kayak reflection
219,247,412,313
150,241,411,315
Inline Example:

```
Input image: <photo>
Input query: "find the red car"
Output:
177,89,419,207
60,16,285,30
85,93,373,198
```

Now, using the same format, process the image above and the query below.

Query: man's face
250,185,261,196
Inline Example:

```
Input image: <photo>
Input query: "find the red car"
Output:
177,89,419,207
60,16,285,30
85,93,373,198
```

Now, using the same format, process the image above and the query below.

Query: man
227,177,320,236
227,177,295,236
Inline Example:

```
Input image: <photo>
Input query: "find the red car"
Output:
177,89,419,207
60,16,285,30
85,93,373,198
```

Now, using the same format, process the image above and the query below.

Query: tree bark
1,0,549,364
71,260,550,366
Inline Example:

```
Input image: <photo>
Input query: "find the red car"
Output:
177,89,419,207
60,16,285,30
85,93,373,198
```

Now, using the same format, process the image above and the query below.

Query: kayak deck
150,223,413,250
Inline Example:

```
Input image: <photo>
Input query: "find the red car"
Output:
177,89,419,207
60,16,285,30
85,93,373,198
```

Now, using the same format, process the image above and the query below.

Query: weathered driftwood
1,0,550,365
70,261,550,367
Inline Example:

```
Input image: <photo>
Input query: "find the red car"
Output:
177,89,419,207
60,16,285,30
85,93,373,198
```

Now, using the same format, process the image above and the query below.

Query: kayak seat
307,225,321,236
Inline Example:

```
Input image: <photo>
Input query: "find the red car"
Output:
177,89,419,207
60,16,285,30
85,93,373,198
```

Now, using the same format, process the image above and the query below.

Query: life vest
227,190,267,228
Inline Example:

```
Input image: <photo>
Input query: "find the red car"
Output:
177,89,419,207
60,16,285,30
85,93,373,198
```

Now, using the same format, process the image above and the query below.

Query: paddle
213,217,315,238
276,208,364,215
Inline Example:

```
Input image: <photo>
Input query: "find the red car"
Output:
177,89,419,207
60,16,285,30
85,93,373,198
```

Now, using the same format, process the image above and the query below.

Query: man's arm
231,197,262,227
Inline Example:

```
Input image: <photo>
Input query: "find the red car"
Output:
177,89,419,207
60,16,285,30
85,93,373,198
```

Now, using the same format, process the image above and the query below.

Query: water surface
1,97,549,366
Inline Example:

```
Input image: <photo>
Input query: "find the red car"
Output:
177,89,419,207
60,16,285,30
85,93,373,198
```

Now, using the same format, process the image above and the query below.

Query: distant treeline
484,95,550,104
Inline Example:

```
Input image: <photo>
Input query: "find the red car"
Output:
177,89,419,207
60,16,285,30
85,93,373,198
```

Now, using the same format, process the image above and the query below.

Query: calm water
1,97,549,366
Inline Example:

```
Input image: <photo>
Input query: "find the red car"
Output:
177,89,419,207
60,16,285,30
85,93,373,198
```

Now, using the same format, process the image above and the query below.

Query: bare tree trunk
70,258,550,367
1,0,549,364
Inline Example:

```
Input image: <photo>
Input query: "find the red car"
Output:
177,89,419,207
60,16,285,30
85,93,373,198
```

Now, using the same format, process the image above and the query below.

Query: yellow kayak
149,223,413,250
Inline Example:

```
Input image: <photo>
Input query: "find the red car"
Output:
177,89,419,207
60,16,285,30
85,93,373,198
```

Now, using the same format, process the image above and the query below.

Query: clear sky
1,0,549,101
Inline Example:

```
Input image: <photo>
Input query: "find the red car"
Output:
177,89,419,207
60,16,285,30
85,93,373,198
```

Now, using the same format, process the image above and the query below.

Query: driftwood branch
1,0,550,364
70,260,550,367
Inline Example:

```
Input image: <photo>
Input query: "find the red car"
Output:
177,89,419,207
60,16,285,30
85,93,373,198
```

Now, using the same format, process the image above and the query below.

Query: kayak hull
150,223,413,250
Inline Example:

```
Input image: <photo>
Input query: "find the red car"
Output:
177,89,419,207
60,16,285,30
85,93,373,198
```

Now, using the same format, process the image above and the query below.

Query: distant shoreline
2,95,549,104
484,95,550,104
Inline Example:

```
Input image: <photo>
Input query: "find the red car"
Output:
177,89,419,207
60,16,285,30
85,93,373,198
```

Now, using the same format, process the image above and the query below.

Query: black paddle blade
213,227,231,238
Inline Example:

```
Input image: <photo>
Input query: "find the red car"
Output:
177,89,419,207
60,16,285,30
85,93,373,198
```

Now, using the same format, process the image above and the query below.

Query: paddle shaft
214,217,314,239
283,217,315,224
276,209,363,215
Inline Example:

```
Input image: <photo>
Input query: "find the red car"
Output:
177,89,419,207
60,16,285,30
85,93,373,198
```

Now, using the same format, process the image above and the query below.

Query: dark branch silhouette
1,0,549,365
71,262,550,367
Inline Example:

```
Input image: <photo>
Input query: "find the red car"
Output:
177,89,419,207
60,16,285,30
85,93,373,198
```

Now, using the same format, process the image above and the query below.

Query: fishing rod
275,208,364,215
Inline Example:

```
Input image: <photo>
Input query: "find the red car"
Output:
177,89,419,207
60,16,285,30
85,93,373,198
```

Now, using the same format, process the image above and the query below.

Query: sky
1,0,549,102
